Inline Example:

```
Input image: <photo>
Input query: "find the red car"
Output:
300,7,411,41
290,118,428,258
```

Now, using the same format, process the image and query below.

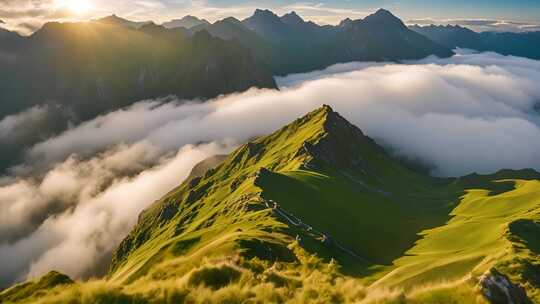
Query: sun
62,0,92,15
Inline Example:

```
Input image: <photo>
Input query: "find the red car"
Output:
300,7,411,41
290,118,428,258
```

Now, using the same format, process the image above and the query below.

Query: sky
1,0,539,35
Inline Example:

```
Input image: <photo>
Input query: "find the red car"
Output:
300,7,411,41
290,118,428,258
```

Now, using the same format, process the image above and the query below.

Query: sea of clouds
1,50,540,287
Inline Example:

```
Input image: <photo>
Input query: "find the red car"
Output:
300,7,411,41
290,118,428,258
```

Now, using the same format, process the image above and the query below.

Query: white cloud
0,141,233,287
0,105,49,140
28,51,540,177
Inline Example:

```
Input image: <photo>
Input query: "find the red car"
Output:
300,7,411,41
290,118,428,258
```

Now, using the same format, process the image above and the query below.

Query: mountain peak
95,14,151,29
296,104,349,131
179,15,209,24
291,104,404,174
339,18,354,27
163,15,209,29
245,9,283,25
243,9,288,38
253,9,280,19
183,15,200,20
374,8,393,16
320,104,334,113
221,16,243,25
361,8,406,29
99,14,127,23
281,11,304,25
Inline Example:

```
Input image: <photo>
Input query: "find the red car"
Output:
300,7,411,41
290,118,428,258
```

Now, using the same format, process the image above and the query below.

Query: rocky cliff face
480,269,531,304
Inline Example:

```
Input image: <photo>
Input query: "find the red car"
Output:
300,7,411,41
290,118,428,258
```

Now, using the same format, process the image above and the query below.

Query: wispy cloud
407,18,540,33
281,2,370,24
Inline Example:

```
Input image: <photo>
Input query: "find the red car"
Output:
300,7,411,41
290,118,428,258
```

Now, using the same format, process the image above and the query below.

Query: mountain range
2,105,540,303
0,8,456,173
191,9,454,75
0,8,455,125
7,7,538,130
410,24,540,59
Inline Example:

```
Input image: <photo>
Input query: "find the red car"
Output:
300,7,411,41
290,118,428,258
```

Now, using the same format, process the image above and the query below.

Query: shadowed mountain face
0,21,276,121
0,28,22,53
189,9,454,75
328,9,454,63
410,24,540,59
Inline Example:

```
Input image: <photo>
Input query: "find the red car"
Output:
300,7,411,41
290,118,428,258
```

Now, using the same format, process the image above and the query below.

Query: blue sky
1,0,539,34
204,0,540,21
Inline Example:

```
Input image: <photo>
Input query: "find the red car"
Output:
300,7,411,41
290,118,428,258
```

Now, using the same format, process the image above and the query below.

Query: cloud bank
1,51,540,287
0,141,233,287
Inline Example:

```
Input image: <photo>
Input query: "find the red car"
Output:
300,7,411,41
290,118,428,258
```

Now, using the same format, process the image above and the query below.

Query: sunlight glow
61,0,92,15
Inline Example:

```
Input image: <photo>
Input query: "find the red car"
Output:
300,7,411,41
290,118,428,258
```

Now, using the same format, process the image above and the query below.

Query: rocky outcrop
480,269,531,304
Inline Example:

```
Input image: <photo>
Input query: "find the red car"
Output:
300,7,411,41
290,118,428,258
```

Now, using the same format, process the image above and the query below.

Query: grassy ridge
107,106,336,284
371,179,540,303
3,105,540,303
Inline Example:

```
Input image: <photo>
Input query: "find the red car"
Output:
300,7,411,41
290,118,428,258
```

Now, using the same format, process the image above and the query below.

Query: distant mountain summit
360,8,407,29
280,11,306,26
94,14,152,29
242,9,291,42
332,8,453,62
163,15,210,29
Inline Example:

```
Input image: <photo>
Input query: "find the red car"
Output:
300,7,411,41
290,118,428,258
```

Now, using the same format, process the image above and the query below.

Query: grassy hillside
376,178,540,296
3,105,540,303
0,271,73,303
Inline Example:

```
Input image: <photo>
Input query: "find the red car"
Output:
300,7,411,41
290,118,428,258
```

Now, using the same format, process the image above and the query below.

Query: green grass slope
375,178,540,300
107,105,459,284
3,105,540,303
105,105,540,302
0,271,73,303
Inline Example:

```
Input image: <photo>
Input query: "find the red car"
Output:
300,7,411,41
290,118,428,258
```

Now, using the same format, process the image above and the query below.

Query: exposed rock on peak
480,269,531,304
253,9,280,18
